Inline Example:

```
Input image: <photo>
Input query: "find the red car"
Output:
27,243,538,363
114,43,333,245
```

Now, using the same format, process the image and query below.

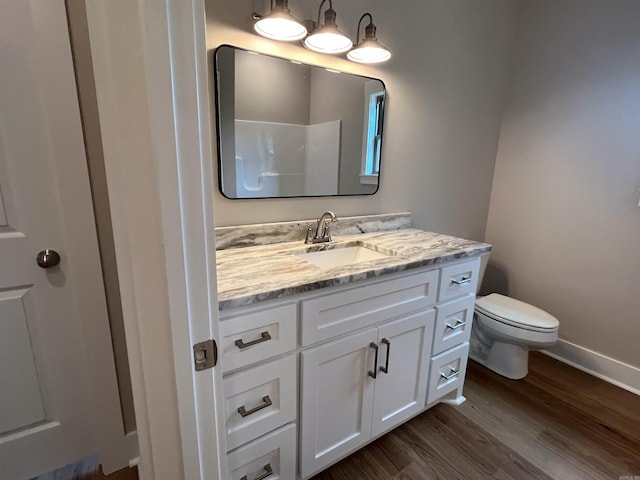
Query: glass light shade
304,26,353,54
254,11,307,41
347,39,391,64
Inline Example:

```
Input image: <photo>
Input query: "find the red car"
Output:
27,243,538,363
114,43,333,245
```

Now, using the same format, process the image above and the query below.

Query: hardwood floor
49,354,638,480
312,352,640,480
101,467,138,480
33,463,137,480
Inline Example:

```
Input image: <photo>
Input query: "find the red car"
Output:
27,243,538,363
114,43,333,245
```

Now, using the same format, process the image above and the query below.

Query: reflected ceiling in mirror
214,45,386,199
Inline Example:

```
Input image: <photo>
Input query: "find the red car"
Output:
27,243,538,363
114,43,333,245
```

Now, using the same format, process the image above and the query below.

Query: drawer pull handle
240,464,273,480
445,318,466,330
450,276,472,286
237,395,272,418
368,342,379,379
380,338,391,374
235,331,271,349
440,367,460,381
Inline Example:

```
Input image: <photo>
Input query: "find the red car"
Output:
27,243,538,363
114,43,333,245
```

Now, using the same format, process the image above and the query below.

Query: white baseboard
542,339,640,396
126,431,140,467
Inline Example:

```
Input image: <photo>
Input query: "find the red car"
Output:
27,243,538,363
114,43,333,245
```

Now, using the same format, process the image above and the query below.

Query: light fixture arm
356,12,376,43
253,0,293,20
274,0,288,12
316,0,335,26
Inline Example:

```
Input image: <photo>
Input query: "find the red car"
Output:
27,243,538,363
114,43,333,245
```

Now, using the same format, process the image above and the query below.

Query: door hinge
193,339,217,371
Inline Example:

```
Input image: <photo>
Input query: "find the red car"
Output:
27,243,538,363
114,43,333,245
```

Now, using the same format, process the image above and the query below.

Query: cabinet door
371,309,435,438
300,328,378,479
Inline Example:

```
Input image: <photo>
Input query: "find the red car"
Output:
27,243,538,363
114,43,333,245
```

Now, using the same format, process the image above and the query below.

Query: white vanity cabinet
218,256,481,480
425,260,481,406
219,302,299,480
299,309,434,478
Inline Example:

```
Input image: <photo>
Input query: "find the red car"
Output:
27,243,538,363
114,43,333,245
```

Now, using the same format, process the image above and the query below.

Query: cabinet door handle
368,342,379,379
445,318,466,330
235,331,271,349
379,338,390,374
240,464,273,480
237,395,272,418
440,367,460,381
450,276,471,286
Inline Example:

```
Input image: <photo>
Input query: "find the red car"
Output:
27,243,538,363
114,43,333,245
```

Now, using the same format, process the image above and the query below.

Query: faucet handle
324,220,333,242
304,224,314,244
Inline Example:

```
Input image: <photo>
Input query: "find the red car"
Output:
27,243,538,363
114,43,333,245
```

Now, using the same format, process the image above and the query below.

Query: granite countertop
216,227,491,310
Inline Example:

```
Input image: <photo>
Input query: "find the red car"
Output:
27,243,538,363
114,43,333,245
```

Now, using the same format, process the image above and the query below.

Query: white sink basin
295,245,390,269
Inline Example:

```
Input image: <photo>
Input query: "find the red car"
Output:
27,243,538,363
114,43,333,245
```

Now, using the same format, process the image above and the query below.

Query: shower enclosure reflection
214,45,386,198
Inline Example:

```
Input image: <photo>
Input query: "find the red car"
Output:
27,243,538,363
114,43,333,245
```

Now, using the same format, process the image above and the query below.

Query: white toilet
470,256,559,379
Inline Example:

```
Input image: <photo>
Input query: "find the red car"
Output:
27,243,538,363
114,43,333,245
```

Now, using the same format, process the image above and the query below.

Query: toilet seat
475,294,559,333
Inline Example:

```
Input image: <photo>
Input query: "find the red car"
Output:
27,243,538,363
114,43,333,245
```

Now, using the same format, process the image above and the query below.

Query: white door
300,328,377,478
0,1,125,478
371,310,434,437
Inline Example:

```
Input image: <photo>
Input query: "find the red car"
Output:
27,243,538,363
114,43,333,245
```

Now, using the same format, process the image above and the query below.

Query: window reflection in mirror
213,45,386,199
361,82,384,184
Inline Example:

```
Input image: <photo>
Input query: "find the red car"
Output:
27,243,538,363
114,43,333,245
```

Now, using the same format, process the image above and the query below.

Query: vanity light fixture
347,13,391,64
303,0,353,54
253,0,308,42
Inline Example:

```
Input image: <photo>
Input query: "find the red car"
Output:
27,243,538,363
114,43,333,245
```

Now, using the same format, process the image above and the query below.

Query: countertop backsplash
214,212,412,251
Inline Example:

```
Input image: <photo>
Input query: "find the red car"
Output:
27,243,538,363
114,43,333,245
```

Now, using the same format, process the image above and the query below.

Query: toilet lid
475,294,559,331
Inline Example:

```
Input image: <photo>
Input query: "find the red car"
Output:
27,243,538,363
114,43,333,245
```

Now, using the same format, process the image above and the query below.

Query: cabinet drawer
432,295,475,355
223,354,297,451
438,259,480,303
301,269,439,346
220,303,297,373
227,423,296,480
427,343,469,405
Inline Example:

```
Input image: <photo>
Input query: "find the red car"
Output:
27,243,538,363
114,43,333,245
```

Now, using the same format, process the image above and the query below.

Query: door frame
84,1,226,479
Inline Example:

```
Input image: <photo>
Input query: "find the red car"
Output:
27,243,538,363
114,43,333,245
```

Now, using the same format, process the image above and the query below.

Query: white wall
206,0,518,240
484,0,640,368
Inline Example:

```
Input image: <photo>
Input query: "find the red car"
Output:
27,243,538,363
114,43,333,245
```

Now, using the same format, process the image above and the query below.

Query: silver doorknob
36,249,61,268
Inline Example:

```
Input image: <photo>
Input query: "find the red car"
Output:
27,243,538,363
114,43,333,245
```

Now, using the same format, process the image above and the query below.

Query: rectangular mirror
214,45,386,199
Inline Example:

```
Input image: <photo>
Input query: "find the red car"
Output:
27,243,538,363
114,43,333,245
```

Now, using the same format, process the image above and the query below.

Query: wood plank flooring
68,353,639,480
312,352,640,480
33,464,137,480
101,467,138,480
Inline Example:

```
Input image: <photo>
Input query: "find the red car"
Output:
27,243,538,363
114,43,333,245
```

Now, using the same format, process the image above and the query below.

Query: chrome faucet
305,211,338,244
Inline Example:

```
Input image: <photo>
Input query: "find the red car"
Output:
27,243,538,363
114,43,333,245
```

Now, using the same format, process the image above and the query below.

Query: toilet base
470,340,529,380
